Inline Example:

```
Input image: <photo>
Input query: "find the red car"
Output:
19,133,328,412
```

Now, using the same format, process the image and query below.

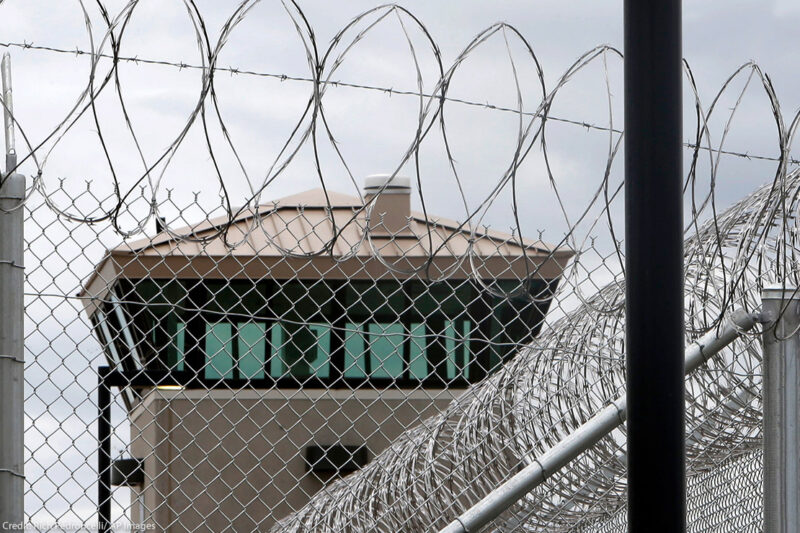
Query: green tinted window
120,279,188,370
368,323,405,378
344,323,367,378
167,322,185,371
271,322,330,379
347,281,405,318
269,323,284,378
410,281,473,319
205,323,234,379
460,320,471,379
273,281,334,322
237,322,266,379
204,281,269,318
110,278,552,386
489,281,542,361
409,323,427,380
446,320,471,380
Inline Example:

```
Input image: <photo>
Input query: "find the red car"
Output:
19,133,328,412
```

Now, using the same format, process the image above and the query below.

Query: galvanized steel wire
11,1,800,532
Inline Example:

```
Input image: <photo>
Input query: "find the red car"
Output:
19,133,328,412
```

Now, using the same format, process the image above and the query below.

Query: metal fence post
762,285,800,533
0,52,23,529
97,367,112,533
624,1,684,531
438,310,758,533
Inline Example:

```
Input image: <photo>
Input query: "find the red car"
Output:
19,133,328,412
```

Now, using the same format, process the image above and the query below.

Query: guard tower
80,175,573,530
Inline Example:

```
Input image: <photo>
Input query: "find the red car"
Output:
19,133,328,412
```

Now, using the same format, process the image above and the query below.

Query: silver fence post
0,52,24,528
762,285,800,533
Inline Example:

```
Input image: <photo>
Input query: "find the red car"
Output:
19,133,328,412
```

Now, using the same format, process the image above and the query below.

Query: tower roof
80,188,573,316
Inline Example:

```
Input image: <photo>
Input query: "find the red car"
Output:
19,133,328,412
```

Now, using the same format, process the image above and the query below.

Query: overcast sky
8,0,800,527
5,0,800,237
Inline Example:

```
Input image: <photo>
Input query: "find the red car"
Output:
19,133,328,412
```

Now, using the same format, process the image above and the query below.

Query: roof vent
364,174,412,236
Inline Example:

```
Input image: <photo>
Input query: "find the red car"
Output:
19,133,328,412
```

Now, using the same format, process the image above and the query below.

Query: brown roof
118,188,565,256
80,188,573,315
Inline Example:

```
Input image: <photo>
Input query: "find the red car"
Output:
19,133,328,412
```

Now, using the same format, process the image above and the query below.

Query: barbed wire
13,2,800,532
274,161,796,533
2,3,797,295
0,2,797,294
1,39,796,166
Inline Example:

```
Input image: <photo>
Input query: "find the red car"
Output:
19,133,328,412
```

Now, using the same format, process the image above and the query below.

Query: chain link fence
7,2,800,532
22,167,790,532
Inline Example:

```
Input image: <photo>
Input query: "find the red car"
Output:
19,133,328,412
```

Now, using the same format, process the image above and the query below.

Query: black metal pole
97,366,111,533
624,2,684,532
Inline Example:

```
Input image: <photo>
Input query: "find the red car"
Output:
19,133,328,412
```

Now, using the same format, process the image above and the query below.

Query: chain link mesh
22,169,782,532
9,2,800,532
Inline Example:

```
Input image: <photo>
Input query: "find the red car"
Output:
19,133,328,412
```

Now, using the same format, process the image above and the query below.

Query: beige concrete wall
128,388,458,532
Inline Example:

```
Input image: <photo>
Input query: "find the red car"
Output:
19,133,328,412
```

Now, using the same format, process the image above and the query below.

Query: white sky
8,0,800,527
4,0,799,236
